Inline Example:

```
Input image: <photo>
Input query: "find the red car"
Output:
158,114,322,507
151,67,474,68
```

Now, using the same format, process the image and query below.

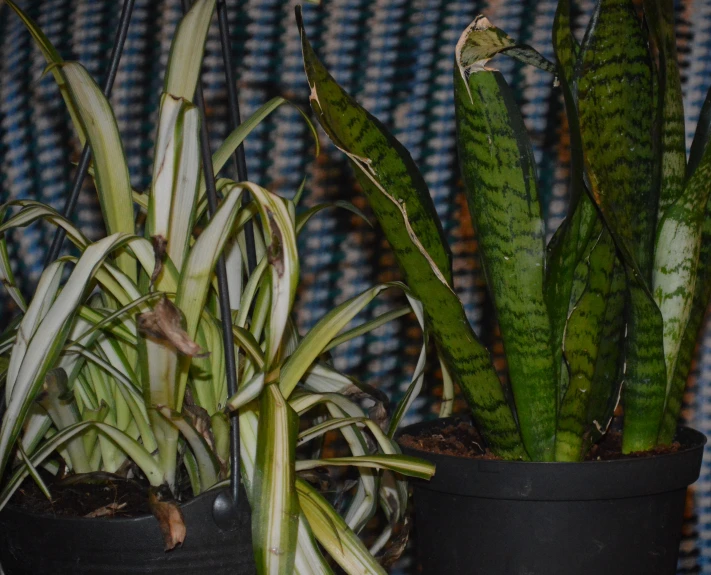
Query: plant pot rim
397,417,706,500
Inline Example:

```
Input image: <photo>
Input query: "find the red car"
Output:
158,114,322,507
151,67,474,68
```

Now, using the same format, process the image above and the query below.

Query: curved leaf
298,8,525,460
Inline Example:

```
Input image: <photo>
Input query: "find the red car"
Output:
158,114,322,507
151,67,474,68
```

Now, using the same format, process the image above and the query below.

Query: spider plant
0,1,434,573
297,0,711,462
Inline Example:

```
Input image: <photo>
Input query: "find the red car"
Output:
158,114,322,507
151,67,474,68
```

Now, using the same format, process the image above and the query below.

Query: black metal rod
216,0,257,275
180,0,241,510
44,0,137,266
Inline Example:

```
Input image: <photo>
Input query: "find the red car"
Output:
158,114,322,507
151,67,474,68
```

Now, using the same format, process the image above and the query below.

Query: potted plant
0,2,435,574
297,0,709,572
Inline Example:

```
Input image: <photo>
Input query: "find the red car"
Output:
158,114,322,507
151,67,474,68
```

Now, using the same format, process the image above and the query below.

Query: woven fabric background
1,0,711,572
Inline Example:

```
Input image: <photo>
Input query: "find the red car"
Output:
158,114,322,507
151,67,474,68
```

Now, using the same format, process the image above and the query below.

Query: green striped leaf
658,164,711,443
298,8,525,460
576,0,666,452
653,142,711,393
240,183,299,369
555,230,616,461
688,85,711,179
643,0,686,218
454,18,556,461
577,0,656,279
584,260,626,447
252,384,300,575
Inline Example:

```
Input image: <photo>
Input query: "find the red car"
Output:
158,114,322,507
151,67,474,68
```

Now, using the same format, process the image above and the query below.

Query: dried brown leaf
84,502,127,518
137,297,207,357
150,235,168,286
148,490,186,551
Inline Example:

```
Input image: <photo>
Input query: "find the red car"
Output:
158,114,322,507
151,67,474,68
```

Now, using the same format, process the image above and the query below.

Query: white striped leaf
296,478,388,575
253,384,300,575
0,233,132,477
163,0,216,102
60,63,135,281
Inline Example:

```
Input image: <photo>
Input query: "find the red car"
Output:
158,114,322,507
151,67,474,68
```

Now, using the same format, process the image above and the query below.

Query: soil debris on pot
10,472,154,518
399,420,683,461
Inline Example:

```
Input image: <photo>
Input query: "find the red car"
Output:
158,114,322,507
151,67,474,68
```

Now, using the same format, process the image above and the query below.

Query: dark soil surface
10,472,154,518
399,420,682,461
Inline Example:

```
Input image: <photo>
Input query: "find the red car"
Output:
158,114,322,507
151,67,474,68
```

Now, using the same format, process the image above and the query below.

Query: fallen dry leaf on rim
148,490,186,551
84,502,127,518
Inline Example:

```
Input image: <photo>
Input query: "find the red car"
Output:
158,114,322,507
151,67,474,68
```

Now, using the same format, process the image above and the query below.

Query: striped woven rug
1,0,711,572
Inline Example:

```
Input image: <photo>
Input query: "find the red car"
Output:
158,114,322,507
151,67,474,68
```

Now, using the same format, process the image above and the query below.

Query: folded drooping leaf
454,16,556,461
297,7,525,459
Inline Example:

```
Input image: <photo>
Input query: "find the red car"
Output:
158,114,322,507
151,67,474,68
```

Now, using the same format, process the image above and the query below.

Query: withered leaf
84,502,127,518
148,490,186,551
137,297,207,357
151,235,168,287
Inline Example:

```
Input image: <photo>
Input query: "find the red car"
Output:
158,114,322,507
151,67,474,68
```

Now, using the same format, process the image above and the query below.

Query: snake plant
0,1,434,573
298,0,711,462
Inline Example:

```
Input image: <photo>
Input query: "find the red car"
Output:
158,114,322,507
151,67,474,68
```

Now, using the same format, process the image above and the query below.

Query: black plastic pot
0,487,255,574
398,418,706,575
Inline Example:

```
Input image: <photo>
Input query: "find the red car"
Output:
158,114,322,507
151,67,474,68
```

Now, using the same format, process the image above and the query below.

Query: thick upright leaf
163,0,216,103
653,140,711,391
659,187,711,442
577,0,656,277
298,7,525,460
61,63,135,281
584,260,626,446
0,234,132,477
577,0,665,452
252,384,300,575
644,0,686,217
454,18,556,461
555,230,616,461
688,85,711,179
548,0,600,408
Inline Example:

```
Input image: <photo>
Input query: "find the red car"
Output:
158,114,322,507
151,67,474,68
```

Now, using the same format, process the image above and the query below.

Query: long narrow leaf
0,233,132,476
298,8,525,459
253,384,300,575
454,17,556,460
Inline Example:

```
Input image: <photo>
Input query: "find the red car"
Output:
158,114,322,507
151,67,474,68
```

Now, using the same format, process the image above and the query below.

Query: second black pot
399,418,706,575
0,487,255,574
